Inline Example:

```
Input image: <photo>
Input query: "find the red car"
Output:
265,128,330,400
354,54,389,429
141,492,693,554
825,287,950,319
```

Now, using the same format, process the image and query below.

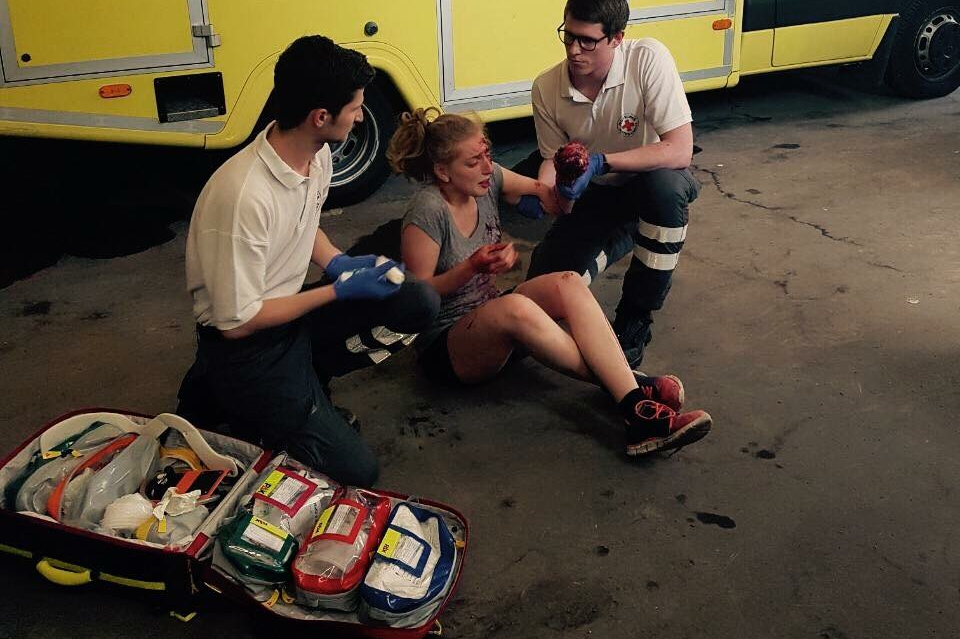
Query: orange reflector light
99,84,132,99
712,18,733,30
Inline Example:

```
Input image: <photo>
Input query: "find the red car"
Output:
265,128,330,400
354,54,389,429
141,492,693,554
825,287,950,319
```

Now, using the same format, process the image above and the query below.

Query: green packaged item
220,511,299,584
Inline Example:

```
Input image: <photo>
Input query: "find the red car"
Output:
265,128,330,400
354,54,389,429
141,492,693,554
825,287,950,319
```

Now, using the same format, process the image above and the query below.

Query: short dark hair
272,35,376,130
563,0,630,37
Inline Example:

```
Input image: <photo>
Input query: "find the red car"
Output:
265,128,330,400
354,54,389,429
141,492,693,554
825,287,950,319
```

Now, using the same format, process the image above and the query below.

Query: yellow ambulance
0,1,956,203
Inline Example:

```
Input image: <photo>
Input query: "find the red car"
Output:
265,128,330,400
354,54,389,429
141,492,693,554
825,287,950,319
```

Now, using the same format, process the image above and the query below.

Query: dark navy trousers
177,279,439,487
519,151,700,318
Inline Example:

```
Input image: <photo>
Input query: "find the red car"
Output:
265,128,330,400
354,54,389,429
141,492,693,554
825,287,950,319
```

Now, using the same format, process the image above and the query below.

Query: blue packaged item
359,502,457,628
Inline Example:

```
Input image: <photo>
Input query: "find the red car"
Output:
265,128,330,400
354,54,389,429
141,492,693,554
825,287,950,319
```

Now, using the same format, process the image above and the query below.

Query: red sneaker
632,373,684,411
625,400,711,456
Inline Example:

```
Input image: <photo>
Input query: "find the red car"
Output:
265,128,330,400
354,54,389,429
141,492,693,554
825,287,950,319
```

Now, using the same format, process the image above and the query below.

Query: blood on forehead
463,135,491,160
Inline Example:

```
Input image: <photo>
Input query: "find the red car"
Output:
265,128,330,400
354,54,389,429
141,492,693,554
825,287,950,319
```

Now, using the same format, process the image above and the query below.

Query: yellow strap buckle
169,611,198,622
264,589,280,608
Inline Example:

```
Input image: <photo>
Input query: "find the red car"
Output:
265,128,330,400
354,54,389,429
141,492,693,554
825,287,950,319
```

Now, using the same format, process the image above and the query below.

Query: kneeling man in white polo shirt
520,0,700,369
177,36,439,487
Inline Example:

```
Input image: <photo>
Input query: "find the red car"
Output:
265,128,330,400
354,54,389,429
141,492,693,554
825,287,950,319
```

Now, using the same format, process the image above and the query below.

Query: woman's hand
469,242,518,274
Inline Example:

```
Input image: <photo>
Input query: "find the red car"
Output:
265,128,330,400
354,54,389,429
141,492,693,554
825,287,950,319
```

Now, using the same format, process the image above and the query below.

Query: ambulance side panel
0,1,443,148
739,0,900,76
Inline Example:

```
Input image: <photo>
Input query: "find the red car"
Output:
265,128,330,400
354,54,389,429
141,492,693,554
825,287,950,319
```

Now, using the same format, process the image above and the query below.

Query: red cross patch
618,115,639,136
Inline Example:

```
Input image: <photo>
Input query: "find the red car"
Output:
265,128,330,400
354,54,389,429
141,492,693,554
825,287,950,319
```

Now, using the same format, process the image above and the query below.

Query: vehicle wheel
326,81,397,207
886,1,960,98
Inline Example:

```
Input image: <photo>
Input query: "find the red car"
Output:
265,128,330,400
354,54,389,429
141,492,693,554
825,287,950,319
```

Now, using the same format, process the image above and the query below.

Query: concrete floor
0,68,958,639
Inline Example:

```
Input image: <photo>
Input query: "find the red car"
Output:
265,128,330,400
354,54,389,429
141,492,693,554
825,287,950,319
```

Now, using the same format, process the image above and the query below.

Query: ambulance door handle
192,23,222,48
36,559,93,586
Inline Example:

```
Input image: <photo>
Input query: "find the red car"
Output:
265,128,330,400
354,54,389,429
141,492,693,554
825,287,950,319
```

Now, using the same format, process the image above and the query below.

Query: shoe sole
626,412,712,456
632,370,685,411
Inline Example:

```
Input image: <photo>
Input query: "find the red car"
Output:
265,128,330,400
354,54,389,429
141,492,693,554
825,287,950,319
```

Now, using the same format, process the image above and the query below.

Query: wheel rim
915,9,960,80
329,104,380,189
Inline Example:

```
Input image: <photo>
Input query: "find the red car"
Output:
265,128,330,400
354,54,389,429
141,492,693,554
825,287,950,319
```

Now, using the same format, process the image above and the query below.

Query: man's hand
324,253,377,280
556,153,607,201
469,242,518,275
333,260,404,301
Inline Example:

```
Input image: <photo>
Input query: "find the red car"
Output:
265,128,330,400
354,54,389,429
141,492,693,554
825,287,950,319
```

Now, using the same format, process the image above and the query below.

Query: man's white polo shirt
186,123,332,330
531,38,692,186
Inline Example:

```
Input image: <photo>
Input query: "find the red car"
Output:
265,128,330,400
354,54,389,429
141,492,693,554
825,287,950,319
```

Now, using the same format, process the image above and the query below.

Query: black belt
195,321,298,346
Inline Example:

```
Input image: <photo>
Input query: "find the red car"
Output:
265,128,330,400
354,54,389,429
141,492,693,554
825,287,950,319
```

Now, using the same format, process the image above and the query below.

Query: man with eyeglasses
518,0,699,369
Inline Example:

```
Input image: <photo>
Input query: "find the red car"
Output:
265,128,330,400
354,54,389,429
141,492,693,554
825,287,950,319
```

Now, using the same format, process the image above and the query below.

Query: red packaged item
292,488,391,611
553,141,591,186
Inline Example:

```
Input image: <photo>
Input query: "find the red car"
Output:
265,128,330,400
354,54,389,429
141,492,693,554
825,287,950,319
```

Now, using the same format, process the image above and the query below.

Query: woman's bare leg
514,272,637,401
446,293,597,384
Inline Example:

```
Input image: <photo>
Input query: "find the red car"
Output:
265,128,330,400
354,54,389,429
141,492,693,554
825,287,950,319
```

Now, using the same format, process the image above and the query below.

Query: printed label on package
312,502,362,541
254,468,316,516
241,516,289,553
377,529,425,569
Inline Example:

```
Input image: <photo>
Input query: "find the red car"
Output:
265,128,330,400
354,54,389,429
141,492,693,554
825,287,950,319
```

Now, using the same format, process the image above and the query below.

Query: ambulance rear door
0,0,214,85
626,1,734,87
438,0,736,114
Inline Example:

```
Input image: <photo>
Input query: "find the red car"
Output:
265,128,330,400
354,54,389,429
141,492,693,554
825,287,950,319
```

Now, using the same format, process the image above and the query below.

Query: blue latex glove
333,261,404,301
324,253,377,280
517,194,546,220
556,153,607,201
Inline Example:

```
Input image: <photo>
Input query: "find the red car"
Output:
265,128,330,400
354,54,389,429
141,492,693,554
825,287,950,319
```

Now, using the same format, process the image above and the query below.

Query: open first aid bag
0,410,468,639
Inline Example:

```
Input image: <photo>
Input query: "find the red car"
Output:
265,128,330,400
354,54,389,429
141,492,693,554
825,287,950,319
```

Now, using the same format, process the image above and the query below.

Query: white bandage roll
375,256,405,285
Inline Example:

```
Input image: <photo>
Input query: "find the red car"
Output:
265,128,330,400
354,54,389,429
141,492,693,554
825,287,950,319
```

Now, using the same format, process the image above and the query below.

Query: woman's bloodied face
436,131,494,198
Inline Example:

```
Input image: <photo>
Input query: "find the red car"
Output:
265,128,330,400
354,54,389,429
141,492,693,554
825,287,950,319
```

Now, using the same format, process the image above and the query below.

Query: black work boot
613,312,653,369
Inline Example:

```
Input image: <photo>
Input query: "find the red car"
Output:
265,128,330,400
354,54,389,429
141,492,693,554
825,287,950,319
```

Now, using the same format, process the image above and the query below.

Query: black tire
325,81,396,207
886,1,960,98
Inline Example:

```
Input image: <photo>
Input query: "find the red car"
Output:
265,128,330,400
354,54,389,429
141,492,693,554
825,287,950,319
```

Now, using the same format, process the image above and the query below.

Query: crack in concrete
868,261,904,273
732,108,774,123
684,251,792,298
784,214,862,247
693,165,864,247
696,108,774,132
693,165,783,211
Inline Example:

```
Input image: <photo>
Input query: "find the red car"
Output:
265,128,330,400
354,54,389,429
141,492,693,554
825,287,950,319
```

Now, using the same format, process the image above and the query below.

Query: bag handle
36,559,92,587
38,412,142,453
140,413,239,476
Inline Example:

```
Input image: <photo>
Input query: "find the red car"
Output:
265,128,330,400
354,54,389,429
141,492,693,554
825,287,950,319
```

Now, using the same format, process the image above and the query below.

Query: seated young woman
387,108,711,456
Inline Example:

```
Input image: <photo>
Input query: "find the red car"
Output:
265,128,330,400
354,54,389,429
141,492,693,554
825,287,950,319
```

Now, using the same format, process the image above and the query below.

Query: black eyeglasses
556,23,609,51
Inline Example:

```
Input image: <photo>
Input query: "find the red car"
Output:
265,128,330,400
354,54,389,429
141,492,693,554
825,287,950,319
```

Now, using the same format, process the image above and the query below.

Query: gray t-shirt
402,164,505,351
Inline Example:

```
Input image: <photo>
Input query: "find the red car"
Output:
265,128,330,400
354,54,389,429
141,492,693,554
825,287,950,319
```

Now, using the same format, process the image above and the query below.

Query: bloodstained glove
333,261,404,301
554,142,591,186
555,152,607,201
324,253,378,280
517,194,546,220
